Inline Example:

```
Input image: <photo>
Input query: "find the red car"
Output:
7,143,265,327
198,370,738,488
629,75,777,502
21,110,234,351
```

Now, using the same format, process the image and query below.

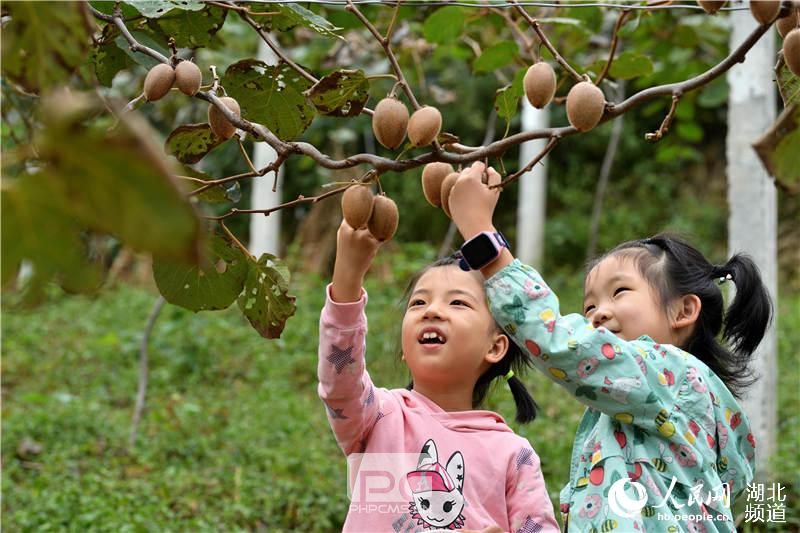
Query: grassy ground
2,250,799,532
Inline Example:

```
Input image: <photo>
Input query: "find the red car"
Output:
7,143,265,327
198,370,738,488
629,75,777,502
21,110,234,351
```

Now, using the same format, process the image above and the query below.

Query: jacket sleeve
486,260,690,434
317,284,382,456
506,443,561,533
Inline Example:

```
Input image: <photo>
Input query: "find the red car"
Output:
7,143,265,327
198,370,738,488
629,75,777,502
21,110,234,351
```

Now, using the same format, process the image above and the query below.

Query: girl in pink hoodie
318,218,560,533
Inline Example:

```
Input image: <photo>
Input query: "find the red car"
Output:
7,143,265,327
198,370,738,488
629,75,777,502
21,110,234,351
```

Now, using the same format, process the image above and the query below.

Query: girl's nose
423,301,444,320
592,306,612,328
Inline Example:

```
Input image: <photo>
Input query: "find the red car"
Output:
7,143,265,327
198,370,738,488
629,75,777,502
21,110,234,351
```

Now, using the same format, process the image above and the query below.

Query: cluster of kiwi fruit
143,60,241,140
419,162,460,217
698,1,800,77
522,60,606,132
341,183,399,241
371,97,442,149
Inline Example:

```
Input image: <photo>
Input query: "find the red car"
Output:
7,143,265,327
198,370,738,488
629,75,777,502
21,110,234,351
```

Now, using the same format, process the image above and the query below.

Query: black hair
398,254,539,423
586,233,773,398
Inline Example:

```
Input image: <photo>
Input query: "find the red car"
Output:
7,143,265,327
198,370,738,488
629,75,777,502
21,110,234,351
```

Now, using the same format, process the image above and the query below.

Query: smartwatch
458,231,510,271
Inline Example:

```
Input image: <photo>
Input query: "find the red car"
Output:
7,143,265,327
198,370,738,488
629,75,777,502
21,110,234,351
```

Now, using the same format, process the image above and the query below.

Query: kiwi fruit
439,171,460,218
777,9,800,38
407,106,442,147
566,81,605,132
143,63,175,102
372,97,409,149
208,96,241,140
421,162,454,207
784,28,800,76
175,61,202,96
750,1,781,24
523,62,557,109
367,195,399,241
341,184,374,229
698,0,726,14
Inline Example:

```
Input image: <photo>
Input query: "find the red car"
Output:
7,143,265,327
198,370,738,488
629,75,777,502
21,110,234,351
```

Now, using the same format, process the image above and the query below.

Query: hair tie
718,273,733,284
504,369,515,381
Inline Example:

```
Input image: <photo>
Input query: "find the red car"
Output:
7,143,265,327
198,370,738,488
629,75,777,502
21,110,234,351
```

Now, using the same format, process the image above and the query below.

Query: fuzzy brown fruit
208,96,241,140
367,195,399,241
523,62,557,109
143,63,175,102
421,162,454,207
341,184,374,229
175,61,202,96
439,172,460,218
784,28,800,76
407,106,442,147
372,97,409,149
750,0,781,24
698,0,725,14
777,9,800,38
566,82,605,132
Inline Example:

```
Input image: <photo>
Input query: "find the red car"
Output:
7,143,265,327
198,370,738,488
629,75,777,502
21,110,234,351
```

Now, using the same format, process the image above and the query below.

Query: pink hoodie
318,285,559,533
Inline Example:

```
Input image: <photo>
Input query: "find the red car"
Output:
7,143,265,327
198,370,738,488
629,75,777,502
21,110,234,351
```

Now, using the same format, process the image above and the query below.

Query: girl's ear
484,331,509,364
672,294,701,331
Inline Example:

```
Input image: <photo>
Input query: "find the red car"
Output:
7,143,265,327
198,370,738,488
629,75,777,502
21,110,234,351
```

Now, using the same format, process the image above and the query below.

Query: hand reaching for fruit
448,161,502,241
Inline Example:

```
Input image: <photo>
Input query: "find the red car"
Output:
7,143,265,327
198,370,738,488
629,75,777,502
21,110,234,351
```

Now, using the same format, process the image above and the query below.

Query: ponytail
507,374,539,424
473,342,539,424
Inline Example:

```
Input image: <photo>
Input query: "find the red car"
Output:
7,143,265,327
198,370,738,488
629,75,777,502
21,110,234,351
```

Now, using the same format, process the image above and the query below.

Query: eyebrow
410,288,479,301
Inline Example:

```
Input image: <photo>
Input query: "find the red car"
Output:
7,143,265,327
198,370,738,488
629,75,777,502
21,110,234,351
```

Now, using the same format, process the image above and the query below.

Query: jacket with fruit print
486,260,756,533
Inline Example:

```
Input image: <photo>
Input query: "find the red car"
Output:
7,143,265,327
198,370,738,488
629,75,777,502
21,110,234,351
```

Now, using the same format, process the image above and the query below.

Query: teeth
421,331,444,342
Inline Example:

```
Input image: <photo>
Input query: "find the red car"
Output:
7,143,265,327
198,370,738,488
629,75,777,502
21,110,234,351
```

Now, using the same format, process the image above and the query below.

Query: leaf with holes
166,124,224,164
148,6,227,48
2,2,91,93
153,233,249,311
306,70,369,117
753,104,800,185
237,253,297,339
262,3,342,38
223,59,315,141
91,39,136,87
124,0,205,18
778,63,800,107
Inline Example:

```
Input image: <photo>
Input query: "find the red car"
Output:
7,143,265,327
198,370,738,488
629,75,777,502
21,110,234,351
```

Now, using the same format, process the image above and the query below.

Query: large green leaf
91,39,136,87
237,253,296,339
153,232,249,311
261,3,342,38
494,84,519,122
306,70,369,117
89,1,141,18
147,6,227,48
609,52,654,80
33,92,203,264
1,173,103,297
124,0,205,18
1,2,91,93
165,124,224,164
753,104,800,185
223,60,315,141
777,63,800,107
423,6,465,45
473,42,518,74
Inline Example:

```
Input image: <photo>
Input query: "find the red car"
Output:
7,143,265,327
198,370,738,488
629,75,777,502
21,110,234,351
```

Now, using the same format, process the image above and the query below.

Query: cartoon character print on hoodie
406,439,466,531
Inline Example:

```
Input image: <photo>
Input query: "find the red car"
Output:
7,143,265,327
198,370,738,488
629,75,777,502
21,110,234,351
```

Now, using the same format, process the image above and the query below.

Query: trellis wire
246,0,750,11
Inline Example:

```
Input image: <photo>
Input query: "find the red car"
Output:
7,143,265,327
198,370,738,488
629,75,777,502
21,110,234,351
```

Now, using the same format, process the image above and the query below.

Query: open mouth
418,328,447,345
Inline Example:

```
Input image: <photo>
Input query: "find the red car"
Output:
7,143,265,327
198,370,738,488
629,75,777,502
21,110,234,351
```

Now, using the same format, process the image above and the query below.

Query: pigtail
508,375,538,424
718,254,773,358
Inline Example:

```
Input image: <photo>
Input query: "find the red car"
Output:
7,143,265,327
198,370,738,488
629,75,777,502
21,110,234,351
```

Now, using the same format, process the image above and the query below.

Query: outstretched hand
331,219,384,303
448,161,503,241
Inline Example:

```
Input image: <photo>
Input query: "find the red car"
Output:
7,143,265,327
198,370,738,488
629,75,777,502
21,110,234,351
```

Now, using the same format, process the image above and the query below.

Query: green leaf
148,6,227,48
262,3,342,38
1,173,103,295
423,6,465,45
474,42,518,74
124,0,205,18
89,1,141,18
608,52,654,80
237,253,297,339
777,63,800,107
178,167,242,205
753,104,800,185
165,124,224,164
223,60,315,141
1,2,91,93
153,233,249,312
33,92,203,264
91,40,136,87
494,85,519,121
306,70,369,117
676,122,703,143
114,31,169,69
697,77,728,108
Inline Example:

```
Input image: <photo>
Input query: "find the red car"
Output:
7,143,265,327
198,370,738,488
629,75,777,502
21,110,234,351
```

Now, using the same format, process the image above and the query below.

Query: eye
443,500,455,513
613,287,630,296
584,304,595,315
419,498,430,510
409,299,425,307
451,299,470,307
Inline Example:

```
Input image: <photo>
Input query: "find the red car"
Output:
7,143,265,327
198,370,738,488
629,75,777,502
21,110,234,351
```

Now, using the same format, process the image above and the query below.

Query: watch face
462,234,498,269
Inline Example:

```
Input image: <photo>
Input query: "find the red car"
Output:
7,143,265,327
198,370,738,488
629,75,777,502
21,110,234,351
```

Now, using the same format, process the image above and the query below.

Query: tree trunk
726,2,777,479
249,38,285,258
516,100,549,269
